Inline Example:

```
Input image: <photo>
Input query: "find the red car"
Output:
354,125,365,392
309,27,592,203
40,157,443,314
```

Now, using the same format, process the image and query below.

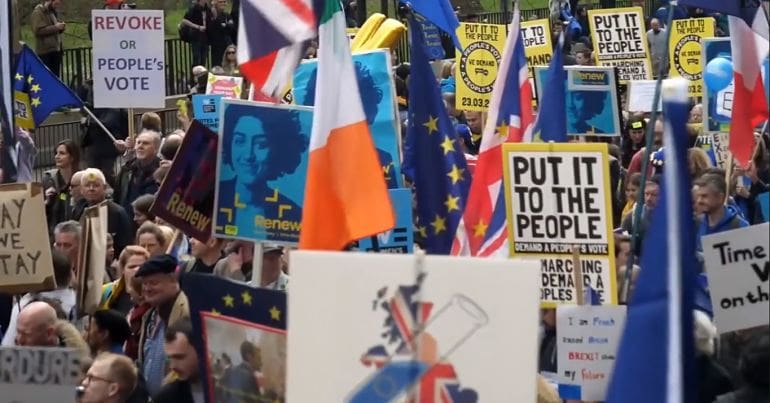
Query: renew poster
294,49,403,189
534,66,621,137
213,100,311,245
502,143,618,307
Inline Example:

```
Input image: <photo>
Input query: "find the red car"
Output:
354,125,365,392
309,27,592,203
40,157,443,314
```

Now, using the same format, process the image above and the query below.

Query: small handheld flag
13,45,83,129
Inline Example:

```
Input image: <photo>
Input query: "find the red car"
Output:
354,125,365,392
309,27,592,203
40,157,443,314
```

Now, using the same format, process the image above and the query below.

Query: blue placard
294,49,403,189
356,188,414,253
702,38,770,134
213,99,312,244
192,94,224,132
534,66,621,136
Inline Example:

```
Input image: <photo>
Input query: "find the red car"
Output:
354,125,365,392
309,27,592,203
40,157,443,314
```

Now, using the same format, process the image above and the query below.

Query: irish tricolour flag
299,0,394,250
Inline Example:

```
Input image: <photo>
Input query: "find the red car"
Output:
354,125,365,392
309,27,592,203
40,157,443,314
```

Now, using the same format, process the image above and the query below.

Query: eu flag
402,16,469,254
533,32,568,143
400,0,461,50
181,273,287,403
605,79,697,403
13,45,83,129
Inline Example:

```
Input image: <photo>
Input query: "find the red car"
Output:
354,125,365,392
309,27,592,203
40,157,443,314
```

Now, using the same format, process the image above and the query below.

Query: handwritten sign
627,80,662,112
91,10,165,108
710,132,730,169
588,7,652,82
702,223,770,334
0,347,81,403
556,305,626,401
455,22,507,111
152,120,217,242
0,183,55,294
76,202,108,316
502,143,617,307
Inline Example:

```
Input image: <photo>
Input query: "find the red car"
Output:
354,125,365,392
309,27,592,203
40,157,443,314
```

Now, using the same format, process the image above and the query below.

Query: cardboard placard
0,182,55,294
701,223,770,334
455,22,507,112
91,10,165,108
588,7,652,82
287,251,541,402
668,17,715,97
76,202,107,316
151,120,217,242
0,347,81,403
556,305,626,401
502,143,617,307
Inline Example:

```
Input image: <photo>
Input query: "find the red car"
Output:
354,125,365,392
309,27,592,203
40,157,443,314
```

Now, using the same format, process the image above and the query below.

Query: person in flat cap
134,254,189,397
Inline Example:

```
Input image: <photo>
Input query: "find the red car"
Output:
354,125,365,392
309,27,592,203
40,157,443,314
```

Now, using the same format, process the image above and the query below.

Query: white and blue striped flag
605,78,698,403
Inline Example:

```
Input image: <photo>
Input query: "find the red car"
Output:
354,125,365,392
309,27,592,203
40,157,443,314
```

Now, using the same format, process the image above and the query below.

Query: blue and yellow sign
192,94,224,133
213,99,312,245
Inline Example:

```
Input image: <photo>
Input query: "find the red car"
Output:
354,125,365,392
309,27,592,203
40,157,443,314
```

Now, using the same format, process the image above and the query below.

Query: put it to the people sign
91,10,165,108
502,143,618,307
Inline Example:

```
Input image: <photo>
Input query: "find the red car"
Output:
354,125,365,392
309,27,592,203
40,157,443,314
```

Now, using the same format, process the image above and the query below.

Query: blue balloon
704,56,734,92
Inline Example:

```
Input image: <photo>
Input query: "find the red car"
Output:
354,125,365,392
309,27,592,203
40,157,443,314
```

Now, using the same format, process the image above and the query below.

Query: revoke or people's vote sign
702,223,769,334
502,143,617,307
91,10,165,108
588,7,652,82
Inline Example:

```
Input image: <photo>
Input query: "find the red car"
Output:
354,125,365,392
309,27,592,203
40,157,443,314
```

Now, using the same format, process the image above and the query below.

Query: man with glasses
78,353,138,403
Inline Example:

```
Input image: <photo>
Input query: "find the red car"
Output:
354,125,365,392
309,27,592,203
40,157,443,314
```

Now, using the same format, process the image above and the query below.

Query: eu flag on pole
605,79,697,403
402,15,469,254
400,0,461,50
533,32,567,143
13,45,83,129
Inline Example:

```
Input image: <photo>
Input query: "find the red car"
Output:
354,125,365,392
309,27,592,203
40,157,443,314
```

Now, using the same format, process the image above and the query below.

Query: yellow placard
455,22,507,112
13,91,34,129
520,19,553,67
501,142,618,308
669,17,715,97
588,7,652,82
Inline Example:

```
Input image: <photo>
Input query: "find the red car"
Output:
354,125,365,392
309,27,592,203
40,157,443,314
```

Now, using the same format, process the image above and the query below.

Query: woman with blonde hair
100,245,150,315
688,147,713,180
221,44,239,75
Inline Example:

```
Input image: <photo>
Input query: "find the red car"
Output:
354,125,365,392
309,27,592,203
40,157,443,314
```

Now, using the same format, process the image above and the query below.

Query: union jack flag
408,363,478,403
452,5,534,257
388,285,433,352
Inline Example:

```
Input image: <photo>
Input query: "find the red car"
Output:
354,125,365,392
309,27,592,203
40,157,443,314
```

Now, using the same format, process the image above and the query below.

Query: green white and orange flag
299,0,394,250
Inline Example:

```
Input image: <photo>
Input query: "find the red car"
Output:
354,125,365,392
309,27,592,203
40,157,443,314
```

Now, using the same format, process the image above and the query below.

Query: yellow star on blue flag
13,45,83,129
402,17,470,254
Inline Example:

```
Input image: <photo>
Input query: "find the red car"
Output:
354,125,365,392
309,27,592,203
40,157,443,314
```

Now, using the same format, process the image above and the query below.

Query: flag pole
620,0,678,304
572,244,585,306
82,106,117,143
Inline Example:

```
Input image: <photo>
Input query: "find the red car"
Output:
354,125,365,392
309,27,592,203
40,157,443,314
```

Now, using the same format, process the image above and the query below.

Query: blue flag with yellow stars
181,273,287,403
13,45,83,129
402,15,469,254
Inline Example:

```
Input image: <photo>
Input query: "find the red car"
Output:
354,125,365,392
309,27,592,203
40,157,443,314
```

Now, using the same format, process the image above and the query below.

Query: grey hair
54,220,82,241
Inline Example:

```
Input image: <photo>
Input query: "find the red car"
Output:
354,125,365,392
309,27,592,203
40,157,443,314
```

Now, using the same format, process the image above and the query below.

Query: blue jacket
696,204,749,250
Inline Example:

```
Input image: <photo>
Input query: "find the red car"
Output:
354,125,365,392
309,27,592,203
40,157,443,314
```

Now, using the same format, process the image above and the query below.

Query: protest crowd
0,0,768,402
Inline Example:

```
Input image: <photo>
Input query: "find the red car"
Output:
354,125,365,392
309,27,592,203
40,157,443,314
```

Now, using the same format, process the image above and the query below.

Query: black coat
154,380,195,403
697,355,735,403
